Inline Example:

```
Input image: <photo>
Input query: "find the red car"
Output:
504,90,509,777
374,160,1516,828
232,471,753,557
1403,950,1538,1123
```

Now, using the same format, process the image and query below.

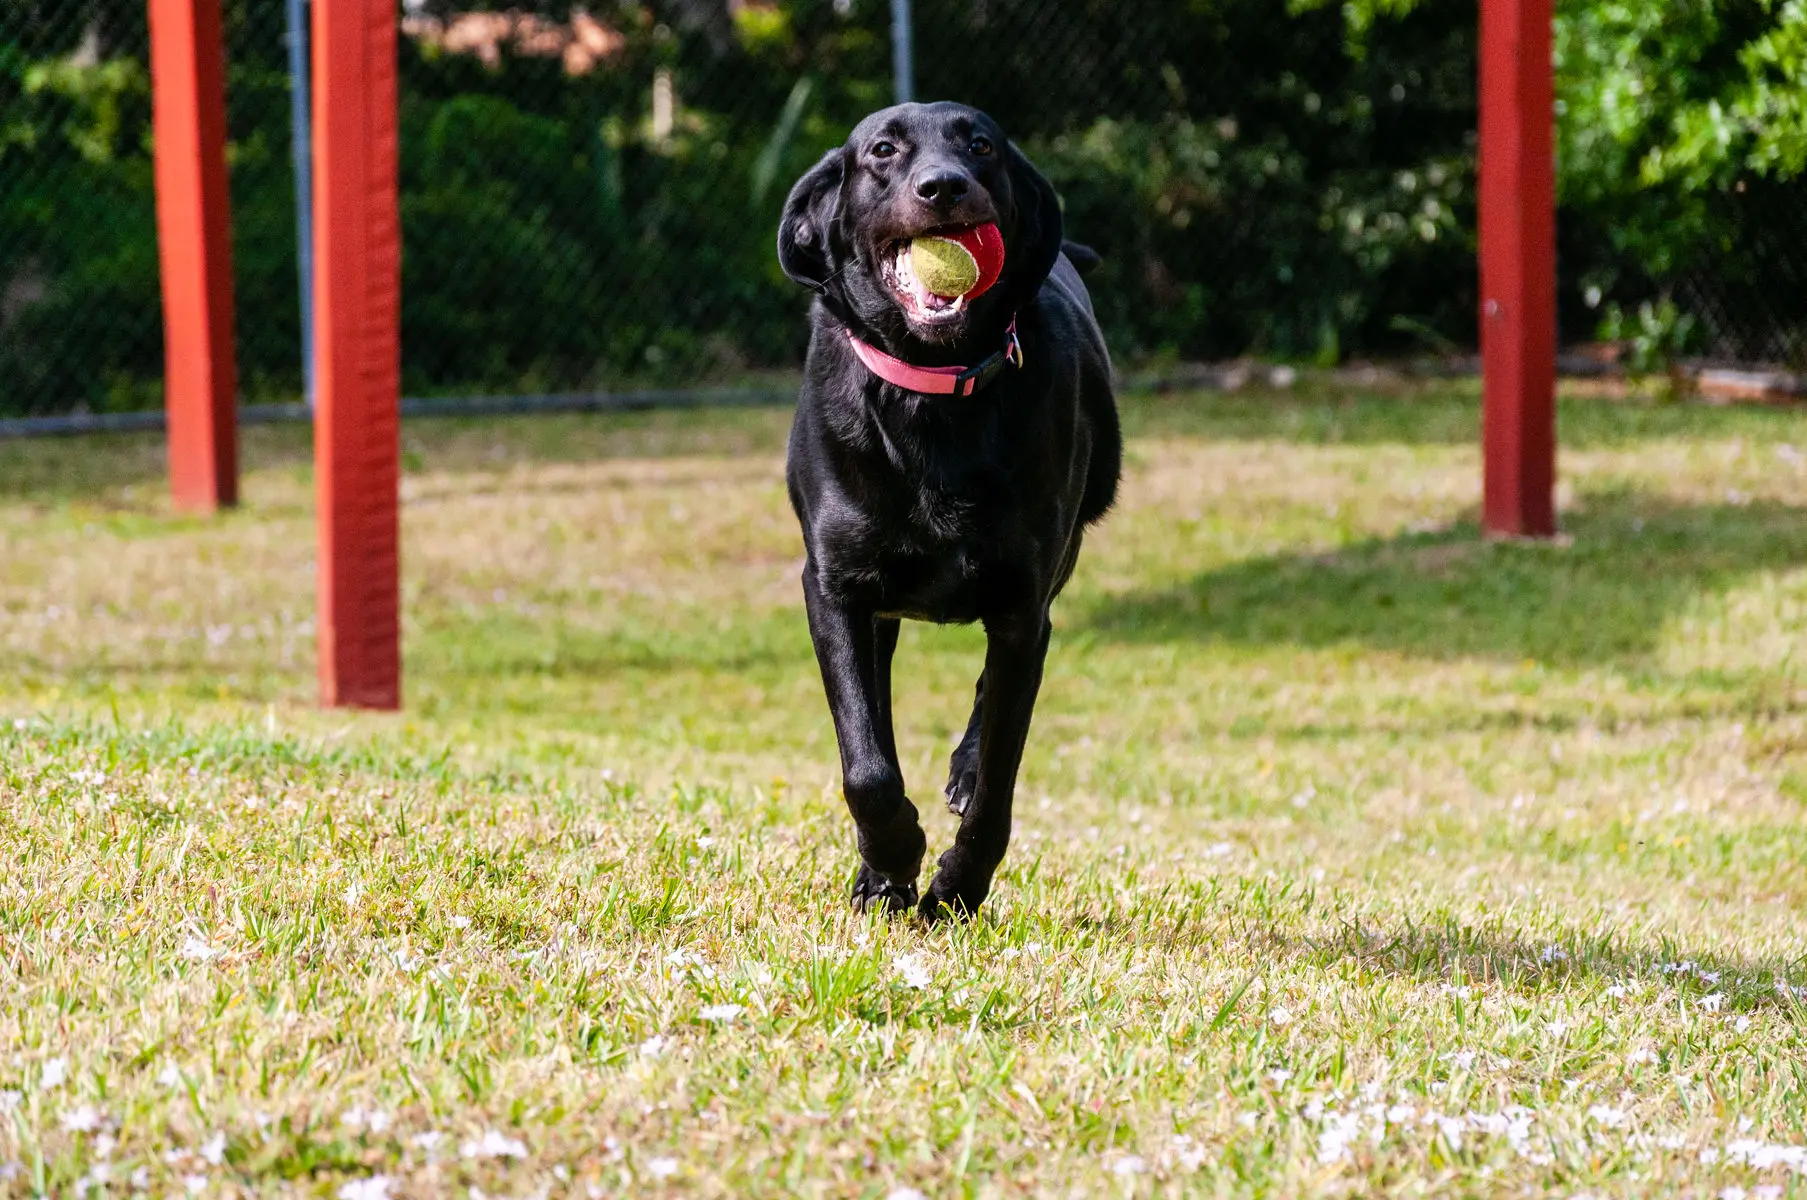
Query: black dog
777,102,1120,919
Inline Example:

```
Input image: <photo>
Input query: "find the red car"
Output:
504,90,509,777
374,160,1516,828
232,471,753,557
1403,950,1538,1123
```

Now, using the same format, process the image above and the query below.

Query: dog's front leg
920,612,1051,919
802,570,927,913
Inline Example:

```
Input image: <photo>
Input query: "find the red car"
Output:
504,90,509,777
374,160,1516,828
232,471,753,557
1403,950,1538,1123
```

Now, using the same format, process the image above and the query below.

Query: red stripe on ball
947,222,1005,299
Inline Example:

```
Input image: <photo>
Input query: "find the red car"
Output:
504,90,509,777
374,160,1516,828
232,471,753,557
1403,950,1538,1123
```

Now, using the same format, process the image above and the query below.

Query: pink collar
845,318,1024,398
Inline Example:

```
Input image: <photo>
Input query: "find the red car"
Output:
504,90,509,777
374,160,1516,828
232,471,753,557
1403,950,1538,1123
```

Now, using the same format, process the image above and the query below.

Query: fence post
891,0,914,104
149,0,239,511
312,0,402,709
1478,0,1557,537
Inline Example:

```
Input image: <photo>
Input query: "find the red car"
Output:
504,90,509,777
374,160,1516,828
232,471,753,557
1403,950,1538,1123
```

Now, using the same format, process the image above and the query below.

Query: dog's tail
1062,240,1103,276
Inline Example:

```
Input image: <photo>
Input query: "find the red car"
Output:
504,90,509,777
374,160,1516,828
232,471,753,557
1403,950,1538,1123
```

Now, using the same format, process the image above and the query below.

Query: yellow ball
909,236,980,297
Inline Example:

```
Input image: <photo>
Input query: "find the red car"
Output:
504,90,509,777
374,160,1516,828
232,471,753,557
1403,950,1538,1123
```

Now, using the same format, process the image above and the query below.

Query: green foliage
0,40,162,413
4,0,1807,414
1599,298,1702,395
1328,0,1807,339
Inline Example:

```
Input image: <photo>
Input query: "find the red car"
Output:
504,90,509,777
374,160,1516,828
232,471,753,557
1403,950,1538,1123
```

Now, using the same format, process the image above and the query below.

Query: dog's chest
819,463,1022,620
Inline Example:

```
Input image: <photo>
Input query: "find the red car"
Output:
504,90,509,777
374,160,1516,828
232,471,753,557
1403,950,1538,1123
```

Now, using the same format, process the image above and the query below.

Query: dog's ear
777,148,846,292
1003,141,1064,306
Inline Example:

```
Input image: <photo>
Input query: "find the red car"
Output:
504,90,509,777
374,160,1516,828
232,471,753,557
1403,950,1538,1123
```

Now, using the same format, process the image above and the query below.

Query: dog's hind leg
802,572,926,913
944,674,982,818
949,529,1083,817
921,612,1051,920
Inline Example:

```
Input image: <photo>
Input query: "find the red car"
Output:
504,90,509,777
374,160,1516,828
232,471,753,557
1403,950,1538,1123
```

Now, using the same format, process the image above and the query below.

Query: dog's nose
914,170,970,208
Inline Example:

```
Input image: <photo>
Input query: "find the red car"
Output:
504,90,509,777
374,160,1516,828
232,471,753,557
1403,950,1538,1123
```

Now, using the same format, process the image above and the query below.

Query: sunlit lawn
1,383,1804,1197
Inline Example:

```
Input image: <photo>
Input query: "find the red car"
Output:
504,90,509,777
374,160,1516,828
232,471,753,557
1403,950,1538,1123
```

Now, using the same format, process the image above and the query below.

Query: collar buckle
952,351,1008,398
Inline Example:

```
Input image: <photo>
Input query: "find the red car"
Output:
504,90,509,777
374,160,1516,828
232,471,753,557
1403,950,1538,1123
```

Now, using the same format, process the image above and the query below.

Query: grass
1,381,1805,1197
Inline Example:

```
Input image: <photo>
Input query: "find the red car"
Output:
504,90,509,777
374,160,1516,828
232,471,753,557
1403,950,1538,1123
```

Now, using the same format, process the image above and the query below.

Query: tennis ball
907,223,1005,300
910,236,980,298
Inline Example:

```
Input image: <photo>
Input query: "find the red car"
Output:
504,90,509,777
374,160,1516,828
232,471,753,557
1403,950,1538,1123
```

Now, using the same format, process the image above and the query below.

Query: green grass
2,381,1805,1197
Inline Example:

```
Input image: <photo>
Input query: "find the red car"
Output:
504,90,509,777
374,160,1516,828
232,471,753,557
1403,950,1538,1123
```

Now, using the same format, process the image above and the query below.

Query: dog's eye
969,136,994,156
871,141,898,159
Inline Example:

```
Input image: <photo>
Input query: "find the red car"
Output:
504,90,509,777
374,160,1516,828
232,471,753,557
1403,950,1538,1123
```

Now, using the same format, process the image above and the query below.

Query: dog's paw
850,864,919,915
943,742,979,817
917,846,991,922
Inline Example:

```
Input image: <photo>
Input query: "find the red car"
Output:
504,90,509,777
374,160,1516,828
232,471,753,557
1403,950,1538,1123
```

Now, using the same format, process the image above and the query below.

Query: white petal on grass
894,954,932,989
179,936,221,962
342,1108,394,1135
1317,1112,1361,1163
450,915,472,929
698,1004,744,1023
1699,992,1726,1012
199,1132,227,1166
460,1130,528,1160
639,1035,669,1059
60,1105,104,1133
1587,1106,1628,1128
337,1176,393,1200
40,1057,67,1090
1435,1116,1465,1152
887,1190,927,1200
156,1063,183,1088
1268,1006,1293,1026
1111,1155,1147,1176
646,1157,679,1179
1723,1139,1807,1170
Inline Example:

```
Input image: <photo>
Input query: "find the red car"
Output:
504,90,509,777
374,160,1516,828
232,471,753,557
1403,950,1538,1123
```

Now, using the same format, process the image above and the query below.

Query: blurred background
2,0,1805,418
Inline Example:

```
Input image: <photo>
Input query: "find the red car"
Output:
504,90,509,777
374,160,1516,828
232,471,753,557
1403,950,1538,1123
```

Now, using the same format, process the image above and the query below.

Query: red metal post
312,0,402,709
149,0,239,511
1479,0,1557,537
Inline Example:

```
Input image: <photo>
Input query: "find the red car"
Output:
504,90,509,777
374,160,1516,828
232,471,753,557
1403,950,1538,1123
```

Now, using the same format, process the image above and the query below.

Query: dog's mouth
878,238,970,328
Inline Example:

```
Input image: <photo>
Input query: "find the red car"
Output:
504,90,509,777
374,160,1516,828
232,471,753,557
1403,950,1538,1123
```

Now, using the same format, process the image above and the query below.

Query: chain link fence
0,0,302,417
1672,180,1807,367
3,0,1805,420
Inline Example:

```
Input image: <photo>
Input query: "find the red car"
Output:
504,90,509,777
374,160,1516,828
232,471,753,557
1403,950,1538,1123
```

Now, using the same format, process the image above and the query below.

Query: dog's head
777,102,1062,348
